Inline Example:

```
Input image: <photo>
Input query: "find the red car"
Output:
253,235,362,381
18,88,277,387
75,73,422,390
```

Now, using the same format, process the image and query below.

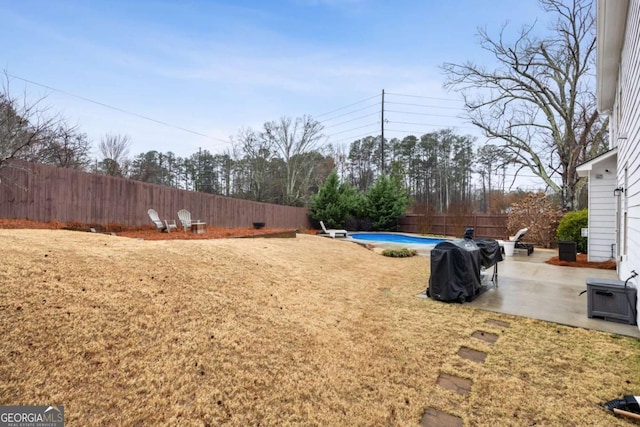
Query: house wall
613,0,640,323
586,155,617,261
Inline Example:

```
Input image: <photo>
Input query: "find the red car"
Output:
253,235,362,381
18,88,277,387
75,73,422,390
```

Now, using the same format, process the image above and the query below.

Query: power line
318,102,379,124
386,122,478,131
313,93,379,118
324,122,379,138
323,112,379,129
385,101,465,111
385,91,460,102
500,172,558,179
316,91,477,149
7,73,233,146
385,127,479,135
385,110,463,119
325,131,380,145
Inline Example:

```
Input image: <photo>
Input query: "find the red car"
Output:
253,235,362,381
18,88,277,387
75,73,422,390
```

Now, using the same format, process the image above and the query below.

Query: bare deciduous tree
28,122,92,169
232,127,273,202
443,0,608,210
262,116,324,206
0,73,60,173
98,133,131,177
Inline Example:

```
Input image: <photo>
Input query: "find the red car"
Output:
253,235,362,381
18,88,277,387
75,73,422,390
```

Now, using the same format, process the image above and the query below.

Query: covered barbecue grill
426,238,502,303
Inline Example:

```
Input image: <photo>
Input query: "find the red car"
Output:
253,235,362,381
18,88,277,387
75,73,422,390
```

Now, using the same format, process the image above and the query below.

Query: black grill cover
473,238,503,268
428,240,482,302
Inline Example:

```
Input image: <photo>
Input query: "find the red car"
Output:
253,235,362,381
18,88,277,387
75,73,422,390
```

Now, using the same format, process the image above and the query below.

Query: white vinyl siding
586,155,617,261
613,0,640,325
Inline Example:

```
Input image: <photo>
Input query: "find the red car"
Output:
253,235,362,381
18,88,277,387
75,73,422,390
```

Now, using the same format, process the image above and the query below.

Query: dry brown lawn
1,229,639,426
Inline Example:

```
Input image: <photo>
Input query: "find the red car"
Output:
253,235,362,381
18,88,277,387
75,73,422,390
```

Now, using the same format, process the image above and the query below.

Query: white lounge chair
510,228,528,242
319,221,348,238
511,228,534,255
147,208,177,233
177,209,196,231
498,227,533,255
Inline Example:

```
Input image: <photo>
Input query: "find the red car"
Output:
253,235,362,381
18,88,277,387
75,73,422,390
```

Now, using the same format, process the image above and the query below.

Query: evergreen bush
557,209,588,253
309,171,360,229
381,248,417,258
365,174,410,231
311,171,410,231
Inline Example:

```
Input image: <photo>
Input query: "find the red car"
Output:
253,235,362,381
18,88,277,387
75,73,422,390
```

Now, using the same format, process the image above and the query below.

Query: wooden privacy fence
0,161,313,229
0,162,509,235
398,213,508,240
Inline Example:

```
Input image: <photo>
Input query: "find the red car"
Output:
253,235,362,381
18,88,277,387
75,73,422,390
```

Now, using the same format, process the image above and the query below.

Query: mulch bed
545,253,616,270
0,218,314,240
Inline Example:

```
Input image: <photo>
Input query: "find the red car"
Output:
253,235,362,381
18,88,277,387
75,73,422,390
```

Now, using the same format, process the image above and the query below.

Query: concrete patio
468,248,640,338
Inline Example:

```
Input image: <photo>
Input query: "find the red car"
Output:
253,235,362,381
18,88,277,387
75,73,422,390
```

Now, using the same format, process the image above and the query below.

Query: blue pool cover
350,233,445,245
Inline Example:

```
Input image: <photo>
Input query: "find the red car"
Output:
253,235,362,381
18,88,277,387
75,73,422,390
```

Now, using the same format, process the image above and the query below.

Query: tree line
0,85,513,213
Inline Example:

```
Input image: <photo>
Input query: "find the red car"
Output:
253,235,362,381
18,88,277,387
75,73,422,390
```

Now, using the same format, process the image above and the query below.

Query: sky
1,0,555,190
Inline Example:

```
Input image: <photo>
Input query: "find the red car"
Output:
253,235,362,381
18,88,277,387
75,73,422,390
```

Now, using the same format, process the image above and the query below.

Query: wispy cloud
293,0,368,5
2,0,537,159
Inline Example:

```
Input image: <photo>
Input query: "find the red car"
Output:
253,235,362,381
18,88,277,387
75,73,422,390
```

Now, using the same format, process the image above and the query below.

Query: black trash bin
558,241,577,262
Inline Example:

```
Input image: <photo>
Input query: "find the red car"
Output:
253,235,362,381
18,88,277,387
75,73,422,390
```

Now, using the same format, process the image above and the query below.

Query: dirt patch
545,253,616,270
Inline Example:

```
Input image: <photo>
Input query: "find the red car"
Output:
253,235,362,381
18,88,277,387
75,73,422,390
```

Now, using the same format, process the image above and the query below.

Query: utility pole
381,89,385,175
196,146,202,192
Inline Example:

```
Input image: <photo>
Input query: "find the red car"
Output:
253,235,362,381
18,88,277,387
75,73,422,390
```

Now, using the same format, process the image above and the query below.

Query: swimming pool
350,232,445,245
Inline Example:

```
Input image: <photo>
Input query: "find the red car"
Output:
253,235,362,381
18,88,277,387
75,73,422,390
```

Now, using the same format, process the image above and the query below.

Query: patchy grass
0,230,638,426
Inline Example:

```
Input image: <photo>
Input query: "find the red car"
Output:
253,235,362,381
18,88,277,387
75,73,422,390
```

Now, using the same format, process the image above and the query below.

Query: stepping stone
484,319,510,328
420,408,463,427
436,373,472,395
471,330,499,344
457,346,487,363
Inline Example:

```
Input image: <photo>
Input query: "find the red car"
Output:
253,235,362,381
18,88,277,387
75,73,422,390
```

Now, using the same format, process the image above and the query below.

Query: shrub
381,248,417,258
507,192,563,248
311,171,410,231
557,209,588,253
365,174,410,231
309,170,361,229
344,216,359,231
357,217,374,231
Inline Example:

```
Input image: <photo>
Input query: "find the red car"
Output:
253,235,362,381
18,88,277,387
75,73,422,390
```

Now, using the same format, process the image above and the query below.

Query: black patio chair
513,228,534,255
